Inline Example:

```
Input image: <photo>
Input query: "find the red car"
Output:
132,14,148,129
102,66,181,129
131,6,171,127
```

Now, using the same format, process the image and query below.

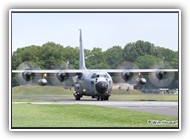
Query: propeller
14,61,41,85
148,61,175,88
114,61,139,84
49,62,75,88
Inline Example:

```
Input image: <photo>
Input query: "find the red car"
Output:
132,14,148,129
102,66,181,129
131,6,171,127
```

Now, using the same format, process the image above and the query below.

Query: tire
101,96,104,101
75,96,81,100
97,96,100,101
104,96,109,100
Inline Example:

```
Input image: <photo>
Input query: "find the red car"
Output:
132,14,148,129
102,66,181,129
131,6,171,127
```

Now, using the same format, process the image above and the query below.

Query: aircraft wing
12,69,85,86
12,69,178,75
12,69,178,87
99,69,178,86
92,69,178,74
12,69,83,74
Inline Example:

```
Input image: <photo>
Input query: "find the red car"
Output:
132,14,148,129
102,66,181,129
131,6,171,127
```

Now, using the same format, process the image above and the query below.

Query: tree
86,47,109,69
12,45,41,69
135,55,162,69
123,40,156,63
123,43,138,62
39,42,65,69
66,46,79,69
135,40,155,56
104,46,123,68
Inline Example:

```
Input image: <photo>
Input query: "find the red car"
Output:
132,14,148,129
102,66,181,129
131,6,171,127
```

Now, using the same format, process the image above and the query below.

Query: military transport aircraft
12,29,178,100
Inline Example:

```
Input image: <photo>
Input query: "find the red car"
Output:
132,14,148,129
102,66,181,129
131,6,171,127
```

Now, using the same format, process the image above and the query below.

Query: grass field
11,86,178,128
12,86,178,102
12,104,178,128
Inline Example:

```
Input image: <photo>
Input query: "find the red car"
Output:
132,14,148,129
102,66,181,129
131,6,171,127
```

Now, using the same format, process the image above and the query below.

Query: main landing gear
73,92,110,101
96,95,109,101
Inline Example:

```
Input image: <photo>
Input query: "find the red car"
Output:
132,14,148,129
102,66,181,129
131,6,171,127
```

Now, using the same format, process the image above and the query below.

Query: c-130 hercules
12,29,178,100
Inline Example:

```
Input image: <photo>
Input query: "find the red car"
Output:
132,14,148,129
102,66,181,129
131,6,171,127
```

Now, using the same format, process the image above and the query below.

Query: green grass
112,89,178,101
12,104,178,128
12,85,73,96
12,86,178,102
12,86,73,102
112,93,178,101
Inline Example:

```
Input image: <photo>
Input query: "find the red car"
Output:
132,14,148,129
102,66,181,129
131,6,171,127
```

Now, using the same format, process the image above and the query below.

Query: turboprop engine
56,72,69,82
122,72,134,81
22,71,35,81
156,71,167,80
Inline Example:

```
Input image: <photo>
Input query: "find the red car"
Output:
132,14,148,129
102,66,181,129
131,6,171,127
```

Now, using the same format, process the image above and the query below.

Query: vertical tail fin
79,29,87,70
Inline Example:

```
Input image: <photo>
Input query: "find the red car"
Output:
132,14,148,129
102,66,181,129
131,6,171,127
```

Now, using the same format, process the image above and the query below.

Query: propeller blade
14,61,41,85
148,61,175,87
49,63,75,87
114,61,139,84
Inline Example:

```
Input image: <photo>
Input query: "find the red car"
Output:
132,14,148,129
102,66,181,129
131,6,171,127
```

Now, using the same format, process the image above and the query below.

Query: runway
13,99,178,117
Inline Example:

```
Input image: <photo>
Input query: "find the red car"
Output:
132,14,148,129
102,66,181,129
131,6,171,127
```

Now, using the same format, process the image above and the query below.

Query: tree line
12,40,178,70
12,40,179,89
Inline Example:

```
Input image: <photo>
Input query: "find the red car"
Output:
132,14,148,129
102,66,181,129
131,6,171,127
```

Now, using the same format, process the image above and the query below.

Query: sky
11,11,179,52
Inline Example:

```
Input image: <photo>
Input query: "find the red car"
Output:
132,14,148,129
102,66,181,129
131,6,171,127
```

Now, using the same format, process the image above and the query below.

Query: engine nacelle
136,78,146,85
122,72,133,81
156,71,167,80
57,72,68,82
38,78,47,86
22,71,35,81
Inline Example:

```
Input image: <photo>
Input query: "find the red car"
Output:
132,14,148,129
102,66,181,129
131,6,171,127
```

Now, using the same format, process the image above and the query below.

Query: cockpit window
104,73,109,78
91,73,109,79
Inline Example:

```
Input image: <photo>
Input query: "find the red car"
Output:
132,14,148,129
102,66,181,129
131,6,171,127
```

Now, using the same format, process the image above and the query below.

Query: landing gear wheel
75,96,81,100
101,96,104,101
104,96,109,100
97,96,100,101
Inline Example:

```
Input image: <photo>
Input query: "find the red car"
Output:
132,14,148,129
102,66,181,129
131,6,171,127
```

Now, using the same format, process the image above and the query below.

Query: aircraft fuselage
73,70,113,100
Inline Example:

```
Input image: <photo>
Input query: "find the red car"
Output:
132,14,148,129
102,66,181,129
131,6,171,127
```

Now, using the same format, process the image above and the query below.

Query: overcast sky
11,11,179,52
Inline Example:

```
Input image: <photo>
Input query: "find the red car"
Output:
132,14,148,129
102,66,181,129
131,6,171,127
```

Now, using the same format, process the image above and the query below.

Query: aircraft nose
95,81,108,94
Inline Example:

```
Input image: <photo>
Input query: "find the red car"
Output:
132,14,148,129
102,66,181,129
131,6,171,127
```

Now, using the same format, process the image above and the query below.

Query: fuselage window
91,73,109,79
